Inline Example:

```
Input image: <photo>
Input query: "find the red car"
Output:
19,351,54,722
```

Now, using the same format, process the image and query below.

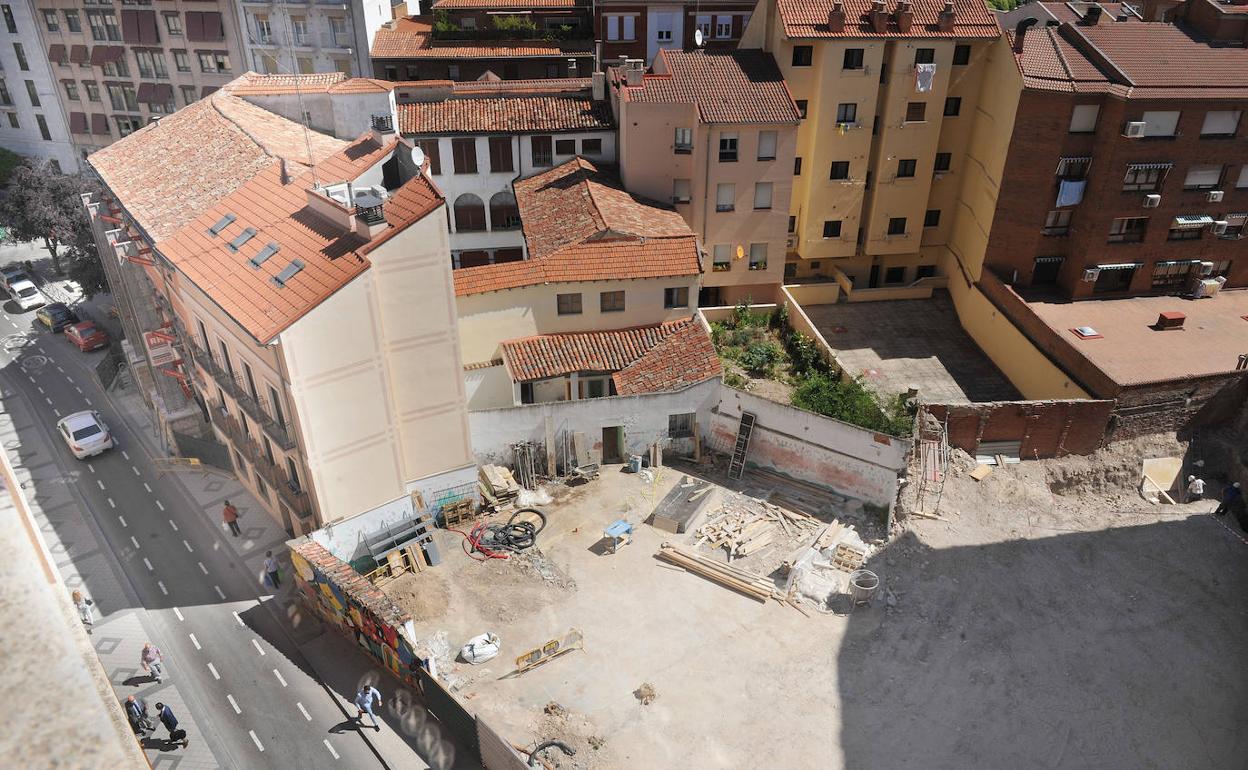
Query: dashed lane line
121,450,130,460
214,585,226,600
167,517,177,530
189,633,201,651
87,464,94,474
173,607,184,621
249,730,264,752
129,535,140,549
52,408,60,417
36,386,43,394
107,498,115,508
272,669,286,687
157,581,168,596
143,482,151,492
232,611,245,627
131,465,140,476
198,562,208,575
182,539,193,552
297,702,312,721
142,557,153,572
251,639,265,656
117,515,126,527
207,662,220,680
74,386,82,394
227,695,241,715
156,500,165,511
322,740,339,760
44,397,52,406
96,479,105,490
84,397,91,406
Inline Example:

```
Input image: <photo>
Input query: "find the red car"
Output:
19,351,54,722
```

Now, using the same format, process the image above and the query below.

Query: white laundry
914,63,937,93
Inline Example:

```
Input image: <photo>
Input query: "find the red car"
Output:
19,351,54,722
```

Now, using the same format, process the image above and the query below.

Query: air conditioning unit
1082,268,1101,282
1143,194,1161,208
1211,221,1228,236
1207,190,1224,203
933,172,946,181
1123,121,1147,138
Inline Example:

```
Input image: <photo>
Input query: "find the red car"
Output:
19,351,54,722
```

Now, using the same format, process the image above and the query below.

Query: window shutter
1184,165,1222,188
121,10,141,43
139,11,159,44
607,16,618,40
623,16,634,40
1201,110,1240,136
203,12,223,42
185,11,203,42
757,131,776,160
1141,110,1180,137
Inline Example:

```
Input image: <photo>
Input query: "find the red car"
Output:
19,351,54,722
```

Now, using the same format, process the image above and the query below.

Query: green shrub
724,370,747,389
786,331,824,376
770,302,789,330
740,341,782,376
790,373,913,436
493,14,538,35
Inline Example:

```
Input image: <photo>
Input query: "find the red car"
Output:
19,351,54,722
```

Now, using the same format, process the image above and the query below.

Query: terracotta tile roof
453,237,700,295
226,71,348,95
778,0,1000,39
371,17,593,59
615,49,801,125
397,94,612,134
446,78,591,94
89,87,348,241
155,137,443,344
500,318,721,395
432,0,578,7
291,541,410,626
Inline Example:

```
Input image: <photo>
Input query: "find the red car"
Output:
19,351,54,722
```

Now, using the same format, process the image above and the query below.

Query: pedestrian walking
222,500,241,537
263,550,281,589
1187,475,1206,502
71,590,94,631
1213,481,1241,516
154,702,190,748
124,695,150,735
353,685,383,730
140,642,165,683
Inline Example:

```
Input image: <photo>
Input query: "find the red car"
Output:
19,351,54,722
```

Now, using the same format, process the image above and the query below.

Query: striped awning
1034,256,1065,264
1154,260,1202,267
1171,215,1214,230
1055,156,1091,173
1096,262,1142,270
1126,162,1173,170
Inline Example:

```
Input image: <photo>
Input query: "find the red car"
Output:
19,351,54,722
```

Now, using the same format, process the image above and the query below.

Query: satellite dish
694,28,705,47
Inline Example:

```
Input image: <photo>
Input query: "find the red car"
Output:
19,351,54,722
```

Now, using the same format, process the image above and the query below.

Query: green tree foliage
0,160,99,276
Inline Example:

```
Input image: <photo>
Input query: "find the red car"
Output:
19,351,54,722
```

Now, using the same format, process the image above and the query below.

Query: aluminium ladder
727,412,756,480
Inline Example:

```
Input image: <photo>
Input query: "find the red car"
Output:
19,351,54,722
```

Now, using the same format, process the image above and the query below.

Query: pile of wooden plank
692,497,822,561
657,543,776,602
479,464,520,507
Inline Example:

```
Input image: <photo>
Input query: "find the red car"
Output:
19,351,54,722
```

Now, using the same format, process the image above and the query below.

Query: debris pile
657,542,777,602
693,495,822,562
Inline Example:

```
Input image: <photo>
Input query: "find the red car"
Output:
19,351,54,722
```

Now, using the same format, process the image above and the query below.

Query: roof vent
227,227,257,252
1080,4,1104,24
1154,311,1185,330
249,242,279,269
208,213,236,237
271,259,305,288
370,113,393,133
354,192,386,225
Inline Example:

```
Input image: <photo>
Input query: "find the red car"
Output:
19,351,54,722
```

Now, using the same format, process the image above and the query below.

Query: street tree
0,160,98,276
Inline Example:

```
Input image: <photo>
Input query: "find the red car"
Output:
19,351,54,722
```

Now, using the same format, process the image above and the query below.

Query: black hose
528,739,576,767
473,508,548,554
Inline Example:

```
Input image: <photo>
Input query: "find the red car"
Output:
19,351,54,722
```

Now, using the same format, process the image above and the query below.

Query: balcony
191,342,298,451
210,402,313,519
320,33,352,49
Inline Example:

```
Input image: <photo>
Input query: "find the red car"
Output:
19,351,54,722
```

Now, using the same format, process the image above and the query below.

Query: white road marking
156,500,165,511
36,386,43,394
44,397,52,405
167,517,176,530
227,695,241,714
56,366,64,373
65,375,73,384
26,375,34,384
117,515,126,527
96,479,105,490
143,557,153,571
296,702,311,721
131,465,140,476
85,397,91,405
189,633,201,651
157,581,168,596
52,408,60,417
87,464,95,474
322,740,339,760
182,539,193,552
251,639,265,656
249,730,264,752
214,585,225,600
198,561,208,575
232,611,245,627
129,535,139,549
121,450,130,460
272,669,286,687
173,607,184,621
143,482,151,492
107,497,115,508
207,662,220,680
74,386,82,394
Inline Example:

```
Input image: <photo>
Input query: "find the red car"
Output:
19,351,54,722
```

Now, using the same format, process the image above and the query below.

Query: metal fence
171,431,232,472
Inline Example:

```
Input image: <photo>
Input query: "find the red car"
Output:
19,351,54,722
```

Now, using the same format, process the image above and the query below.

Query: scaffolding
913,406,950,515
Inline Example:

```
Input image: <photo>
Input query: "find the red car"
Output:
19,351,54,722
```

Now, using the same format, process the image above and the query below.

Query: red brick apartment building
993,0,1248,300
595,0,758,64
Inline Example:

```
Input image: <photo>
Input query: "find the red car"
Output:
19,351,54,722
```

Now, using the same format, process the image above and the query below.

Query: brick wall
985,87,1248,299
925,399,1115,458
1107,372,1247,441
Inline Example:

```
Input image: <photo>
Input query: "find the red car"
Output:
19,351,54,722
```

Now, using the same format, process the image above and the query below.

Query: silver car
57,410,115,459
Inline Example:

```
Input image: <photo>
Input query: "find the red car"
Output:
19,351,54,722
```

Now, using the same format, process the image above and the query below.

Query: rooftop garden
711,301,914,437
431,11,585,41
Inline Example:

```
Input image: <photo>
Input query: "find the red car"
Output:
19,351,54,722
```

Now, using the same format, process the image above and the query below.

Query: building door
868,264,880,288
602,426,623,464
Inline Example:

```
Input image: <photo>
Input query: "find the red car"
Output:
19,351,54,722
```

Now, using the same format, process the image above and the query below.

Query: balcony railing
191,342,297,451
209,402,312,519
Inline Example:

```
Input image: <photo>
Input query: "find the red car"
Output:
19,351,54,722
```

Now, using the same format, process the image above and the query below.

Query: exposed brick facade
595,2,755,62
926,400,1115,458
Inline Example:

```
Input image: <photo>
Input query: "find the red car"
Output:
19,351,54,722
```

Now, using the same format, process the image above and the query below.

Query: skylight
207,213,236,237
227,227,257,252
271,259,305,288
249,242,279,269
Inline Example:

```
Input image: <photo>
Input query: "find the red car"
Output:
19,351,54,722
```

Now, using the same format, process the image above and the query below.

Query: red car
65,321,109,352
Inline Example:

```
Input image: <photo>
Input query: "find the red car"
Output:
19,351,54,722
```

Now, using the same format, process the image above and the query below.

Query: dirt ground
391,448,1248,769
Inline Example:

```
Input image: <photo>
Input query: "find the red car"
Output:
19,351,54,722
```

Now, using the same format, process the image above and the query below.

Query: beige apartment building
84,79,474,535
742,0,1000,290
610,48,801,305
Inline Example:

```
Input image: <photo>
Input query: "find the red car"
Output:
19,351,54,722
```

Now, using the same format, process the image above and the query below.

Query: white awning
1171,215,1214,230
1034,256,1065,264
1153,260,1202,267
1096,262,1142,270
1126,162,1172,171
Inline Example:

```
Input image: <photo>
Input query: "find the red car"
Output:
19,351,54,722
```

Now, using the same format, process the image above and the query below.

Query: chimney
894,0,914,34
828,1,846,32
591,70,606,101
624,58,645,87
937,0,956,32
871,0,888,33
1080,5,1103,24
1013,17,1037,53
369,112,395,144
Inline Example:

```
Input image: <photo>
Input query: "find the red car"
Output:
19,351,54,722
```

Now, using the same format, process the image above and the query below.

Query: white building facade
0,1,77,170
235,0,389,77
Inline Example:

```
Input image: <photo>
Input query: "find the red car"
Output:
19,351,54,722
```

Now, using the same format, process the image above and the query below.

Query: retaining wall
924,400,1115,458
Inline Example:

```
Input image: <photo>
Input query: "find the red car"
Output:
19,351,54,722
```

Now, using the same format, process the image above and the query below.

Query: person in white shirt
263,550,281,589
354,685,383,730
1187,475,1205,502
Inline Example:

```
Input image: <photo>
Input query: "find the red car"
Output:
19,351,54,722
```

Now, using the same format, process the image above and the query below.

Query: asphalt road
0,291,392,768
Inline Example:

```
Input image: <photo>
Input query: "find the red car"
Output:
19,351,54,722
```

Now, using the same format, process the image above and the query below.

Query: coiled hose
453,507,548,561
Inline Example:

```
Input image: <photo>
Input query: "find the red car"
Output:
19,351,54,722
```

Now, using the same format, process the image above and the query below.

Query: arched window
453,193,486,232
489,191,520,231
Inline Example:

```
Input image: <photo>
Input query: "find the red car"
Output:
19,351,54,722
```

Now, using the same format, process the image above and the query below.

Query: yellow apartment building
743,0,1001,290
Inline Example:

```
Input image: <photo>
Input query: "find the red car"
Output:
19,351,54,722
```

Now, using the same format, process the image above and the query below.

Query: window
829,161,850,180
1056,156,1091,180
953,44,971,65
719,132,738,162
655,12,673,42
712,244,731,271
600,290,625,313
753,182,773,210
581,138,602,155
453,193,486,231
668,413,695,438
102,57,129,77
164,12,182,36
1122,163,1168,192
884,266,906,284
1183,164,1223,190
25,80,39,108
14,43,28,71
87,11,106,41
757,130,777,161
836,103,857,124
531,135,552,166
489,192,520,230
1151,260,1196,289
554,138,575,156
43,9,59,31
914,48,935,65
944,97,961,117
905,102,926,122
179,84,195,105
823,220,841,238
672,178,691,204
792,45,813,67
35,114,49,141
1043,209,1072,236
695,15,711,39
715,14,733,38
787,216,796,234
416,139,440,175
623,15,636,40
664,286,689,308
1093,264,1137,293
286,458,301,492
1108,216,1148,243
85,81,100,102
64,81,79,101
748,243,767,271
897,159,916,178
2,5,14,33
924,209,941,228
793,157,802,175
674,126,692,152
268,385,285,428
174,50,190,72
1140,110,1180,137
487,136,512,173
556,293,582,315
934,152,952,173
795,100,807,119
843,48,864,70
1031,256,1063,285
885,217,907,236
1167,226,1201,242
329,16,349,44
447,64,460,80
716,183,735,212
1201,110,1240,138
290,15,307,43
197,52,214,72
65,11,81,33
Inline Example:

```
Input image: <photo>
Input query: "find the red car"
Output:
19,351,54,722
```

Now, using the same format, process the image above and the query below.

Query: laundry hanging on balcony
1056,179,1086,207
914,63,936,93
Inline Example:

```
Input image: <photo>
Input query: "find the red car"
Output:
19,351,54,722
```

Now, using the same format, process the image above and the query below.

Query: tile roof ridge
206,92,294,167
506,317,690,345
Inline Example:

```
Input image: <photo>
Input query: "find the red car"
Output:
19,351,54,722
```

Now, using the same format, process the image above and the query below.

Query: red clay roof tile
615,49,801,125
779,0,1000,39
397,94,612,134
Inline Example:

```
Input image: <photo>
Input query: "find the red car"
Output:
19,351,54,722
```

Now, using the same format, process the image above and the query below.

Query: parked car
65,321,109,352
8,279,47,311
56,410,114,459
1,264,29,290
36,302,79,332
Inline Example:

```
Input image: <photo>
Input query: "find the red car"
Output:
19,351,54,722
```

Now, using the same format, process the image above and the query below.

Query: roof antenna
280,14,319,187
